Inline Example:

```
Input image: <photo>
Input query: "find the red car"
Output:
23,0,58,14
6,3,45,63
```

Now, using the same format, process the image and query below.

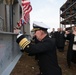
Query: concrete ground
10,44,76,75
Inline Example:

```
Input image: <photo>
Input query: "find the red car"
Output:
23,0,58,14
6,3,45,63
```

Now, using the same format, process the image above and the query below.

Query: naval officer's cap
31,21,50,32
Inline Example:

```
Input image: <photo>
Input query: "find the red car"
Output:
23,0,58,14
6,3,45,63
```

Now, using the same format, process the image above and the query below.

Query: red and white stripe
17,0,32,28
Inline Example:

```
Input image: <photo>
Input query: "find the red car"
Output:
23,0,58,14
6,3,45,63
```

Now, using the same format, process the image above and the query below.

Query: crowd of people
50,27,76,68
50,28,65,52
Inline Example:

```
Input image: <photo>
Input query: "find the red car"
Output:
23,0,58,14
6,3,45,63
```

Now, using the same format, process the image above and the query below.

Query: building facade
0,0,30,34
0,0,31,74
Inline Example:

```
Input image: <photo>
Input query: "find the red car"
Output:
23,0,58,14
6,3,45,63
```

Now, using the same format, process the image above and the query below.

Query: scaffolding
60,0,76,30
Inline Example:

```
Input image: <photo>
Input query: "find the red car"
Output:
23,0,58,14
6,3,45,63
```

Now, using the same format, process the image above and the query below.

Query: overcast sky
30,0,67,32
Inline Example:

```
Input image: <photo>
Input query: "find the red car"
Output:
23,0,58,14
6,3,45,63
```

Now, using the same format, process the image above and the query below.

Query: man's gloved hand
16,34,30,49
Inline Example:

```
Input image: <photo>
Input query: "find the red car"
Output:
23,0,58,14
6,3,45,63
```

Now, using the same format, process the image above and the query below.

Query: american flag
17,0,32,28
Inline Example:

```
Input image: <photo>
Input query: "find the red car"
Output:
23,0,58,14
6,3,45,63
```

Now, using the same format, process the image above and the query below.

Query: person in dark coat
50,28,56,38
55,28,66,52
16,21,62,75
65,26,76,68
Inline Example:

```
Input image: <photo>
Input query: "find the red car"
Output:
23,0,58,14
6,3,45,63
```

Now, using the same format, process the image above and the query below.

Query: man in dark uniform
16,21,62,75
55,28,66,52
50,28,56,38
